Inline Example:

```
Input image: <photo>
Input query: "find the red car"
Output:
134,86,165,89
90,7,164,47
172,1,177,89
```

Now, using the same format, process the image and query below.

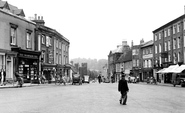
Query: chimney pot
34,14,37,20
41,16,43,20
38,16,40,20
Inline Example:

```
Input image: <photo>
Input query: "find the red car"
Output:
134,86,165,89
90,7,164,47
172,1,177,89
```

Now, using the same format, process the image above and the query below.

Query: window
177,37,180,48
155,34,157,41
143,49,145,55
148,60,151,68
46,36,49,47
56,40,58,48
173,38,176,49
10,27,17,45
132,49,136,55
38,35,41,51
178,52,180,62
165,58,167,62
49,37,52,46
164,42,167,51
145,60,147,68
42,51,45,63
42,35,45,44
168,40,171,50
159,32,161,39
26,32,31,48
146,49,148,54
133,59,136,67
168,55,171,62
155,45,157,54
173,25,176,34
168,28,170,36
159,44,161,53
164,30,167,37
137,60,139,67
159,56,162,65
59,42,61,49
177,23,180,32
174,53,177,64
184,36,185,47
184,20,185,30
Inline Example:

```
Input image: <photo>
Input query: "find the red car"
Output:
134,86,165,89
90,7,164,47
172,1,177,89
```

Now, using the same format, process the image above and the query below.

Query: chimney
34,14,37,20
131,40,133,48
38,16,40,20
41,16,43,20
140,38,144,44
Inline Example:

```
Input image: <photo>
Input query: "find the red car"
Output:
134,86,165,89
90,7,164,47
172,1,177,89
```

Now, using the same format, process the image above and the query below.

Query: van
172,73,185,87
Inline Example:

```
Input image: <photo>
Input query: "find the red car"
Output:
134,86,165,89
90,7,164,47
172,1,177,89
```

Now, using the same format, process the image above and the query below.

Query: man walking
118,73,129,105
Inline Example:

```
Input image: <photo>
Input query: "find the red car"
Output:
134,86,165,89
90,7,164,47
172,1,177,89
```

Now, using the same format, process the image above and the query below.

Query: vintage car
172,74,185,87
72,74,82,85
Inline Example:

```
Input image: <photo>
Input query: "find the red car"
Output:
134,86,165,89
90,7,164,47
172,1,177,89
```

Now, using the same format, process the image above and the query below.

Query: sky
6,0,185,60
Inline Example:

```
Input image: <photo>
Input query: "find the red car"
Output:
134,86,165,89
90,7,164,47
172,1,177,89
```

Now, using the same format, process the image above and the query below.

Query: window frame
10,23,18,46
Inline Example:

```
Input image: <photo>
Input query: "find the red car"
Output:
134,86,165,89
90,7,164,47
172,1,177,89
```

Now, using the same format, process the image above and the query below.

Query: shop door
6,61,11,78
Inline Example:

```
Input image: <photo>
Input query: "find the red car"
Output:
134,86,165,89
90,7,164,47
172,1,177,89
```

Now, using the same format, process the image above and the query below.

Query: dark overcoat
118,79,129,93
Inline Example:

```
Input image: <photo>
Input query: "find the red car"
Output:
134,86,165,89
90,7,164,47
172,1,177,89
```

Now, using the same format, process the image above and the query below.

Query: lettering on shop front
19,53,38,59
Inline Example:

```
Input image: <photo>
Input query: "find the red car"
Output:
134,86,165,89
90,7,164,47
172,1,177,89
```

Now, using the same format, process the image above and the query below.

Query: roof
0,1,7,8
9,4,25,17
111,46,123,54
141,40,153,48
153,14,185,33
118,50,132,63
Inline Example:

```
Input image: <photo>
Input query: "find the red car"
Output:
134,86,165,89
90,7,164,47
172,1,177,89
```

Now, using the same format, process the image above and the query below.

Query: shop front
12,47,41,83
142,68,153,82
42,63,57,83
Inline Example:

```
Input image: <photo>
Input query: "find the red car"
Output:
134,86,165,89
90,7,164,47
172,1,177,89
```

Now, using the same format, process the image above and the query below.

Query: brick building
153,14,185,83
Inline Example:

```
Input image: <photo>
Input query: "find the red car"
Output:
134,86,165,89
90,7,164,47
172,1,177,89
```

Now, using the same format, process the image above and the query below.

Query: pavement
0,81,182,89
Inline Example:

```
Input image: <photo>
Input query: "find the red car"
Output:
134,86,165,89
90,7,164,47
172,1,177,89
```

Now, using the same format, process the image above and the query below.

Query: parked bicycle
55,75,66,85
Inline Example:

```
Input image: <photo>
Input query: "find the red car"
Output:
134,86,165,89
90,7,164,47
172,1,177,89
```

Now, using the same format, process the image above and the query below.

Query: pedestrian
98,74,101,84
0,68,6,86
118,73,129,105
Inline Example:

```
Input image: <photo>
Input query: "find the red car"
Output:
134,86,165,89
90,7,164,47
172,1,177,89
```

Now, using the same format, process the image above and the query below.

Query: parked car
72,74,82,85
172,74,185,87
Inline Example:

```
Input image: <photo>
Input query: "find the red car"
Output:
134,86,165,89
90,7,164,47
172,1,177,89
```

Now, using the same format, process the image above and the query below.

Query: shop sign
19,53,38,59
143,54,153,59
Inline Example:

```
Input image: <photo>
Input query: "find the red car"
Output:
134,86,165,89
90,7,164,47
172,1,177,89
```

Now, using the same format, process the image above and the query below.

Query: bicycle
55,75,66,85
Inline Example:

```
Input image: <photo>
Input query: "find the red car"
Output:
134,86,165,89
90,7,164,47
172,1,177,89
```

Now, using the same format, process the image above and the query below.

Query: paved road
0,82,185,113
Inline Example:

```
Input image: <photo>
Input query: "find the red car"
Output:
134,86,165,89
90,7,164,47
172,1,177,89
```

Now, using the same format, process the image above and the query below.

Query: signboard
19,53,38,59
143,54,153,59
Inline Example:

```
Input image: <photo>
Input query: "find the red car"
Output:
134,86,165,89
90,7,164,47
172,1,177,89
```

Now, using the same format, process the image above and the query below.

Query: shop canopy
156,68,167,73
172,65,185,73
162,64,179,73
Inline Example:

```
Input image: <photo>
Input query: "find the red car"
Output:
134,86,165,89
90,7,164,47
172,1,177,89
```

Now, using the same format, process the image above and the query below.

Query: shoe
122,103,127,105
119,100,122,104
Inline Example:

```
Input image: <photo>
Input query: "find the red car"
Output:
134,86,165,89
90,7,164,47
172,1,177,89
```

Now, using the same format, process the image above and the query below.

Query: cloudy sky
6,0,185,60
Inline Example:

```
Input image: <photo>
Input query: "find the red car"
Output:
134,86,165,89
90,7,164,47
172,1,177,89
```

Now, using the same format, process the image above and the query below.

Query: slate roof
141,40,153,48
117,50,132,63
0,1,6,8
9,4,25,17
0,1,25,17
111,45,123,54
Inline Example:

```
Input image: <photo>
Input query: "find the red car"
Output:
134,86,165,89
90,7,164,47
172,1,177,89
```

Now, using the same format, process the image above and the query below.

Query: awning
173,65,185,73
156,68,167,73
162,64,179,73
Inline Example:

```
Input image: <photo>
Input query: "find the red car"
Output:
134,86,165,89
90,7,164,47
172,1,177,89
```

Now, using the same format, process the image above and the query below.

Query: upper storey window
26,32,31,48
10,23,18,46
